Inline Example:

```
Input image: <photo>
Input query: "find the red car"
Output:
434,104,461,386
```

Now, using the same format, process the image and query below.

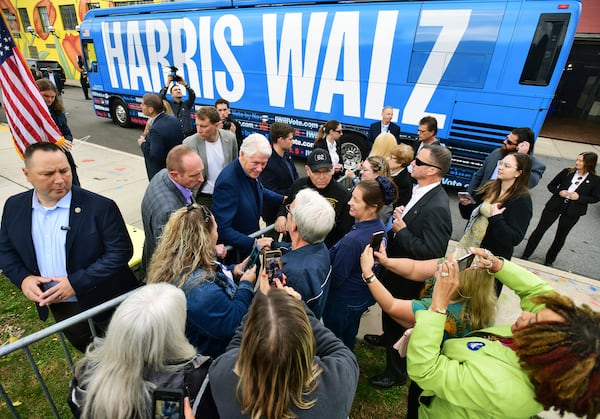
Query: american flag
0,12,64,158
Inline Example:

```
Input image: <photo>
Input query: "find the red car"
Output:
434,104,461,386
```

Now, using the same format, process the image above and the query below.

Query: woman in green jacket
407,248,599,418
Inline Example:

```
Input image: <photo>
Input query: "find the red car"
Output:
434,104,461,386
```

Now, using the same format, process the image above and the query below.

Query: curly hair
146,204,217,287
234,289,323,419
513,293,600,418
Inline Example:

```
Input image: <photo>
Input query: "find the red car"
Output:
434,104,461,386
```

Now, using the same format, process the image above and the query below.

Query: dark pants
523,208,580,265
322,294,373,350
380,274,424,380
49,302,110,352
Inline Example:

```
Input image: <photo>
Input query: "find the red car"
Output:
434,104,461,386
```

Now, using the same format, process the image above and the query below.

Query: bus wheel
111,98,131,127
339,129,368,170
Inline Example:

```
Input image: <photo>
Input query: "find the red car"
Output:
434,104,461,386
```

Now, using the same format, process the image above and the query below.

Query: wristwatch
362,273,376,283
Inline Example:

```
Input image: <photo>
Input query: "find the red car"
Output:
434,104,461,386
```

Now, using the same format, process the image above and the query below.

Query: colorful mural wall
3,0,159,79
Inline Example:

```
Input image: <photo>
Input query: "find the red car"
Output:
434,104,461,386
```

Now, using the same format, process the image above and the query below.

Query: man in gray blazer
183,106,238,208
140,145,204,277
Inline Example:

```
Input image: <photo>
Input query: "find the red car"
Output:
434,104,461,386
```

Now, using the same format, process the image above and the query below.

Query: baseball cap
307,149,333,171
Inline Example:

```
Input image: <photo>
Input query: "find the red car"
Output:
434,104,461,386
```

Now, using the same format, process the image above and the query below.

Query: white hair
240,133,272,157
76,283,196,419
291,188,335,244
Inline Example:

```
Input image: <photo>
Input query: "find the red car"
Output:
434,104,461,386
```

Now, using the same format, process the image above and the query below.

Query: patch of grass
1,275,407,418
0,276,82,418
351,341,408,418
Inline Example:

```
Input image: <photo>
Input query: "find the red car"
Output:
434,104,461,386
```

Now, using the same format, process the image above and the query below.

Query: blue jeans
323,294,374,350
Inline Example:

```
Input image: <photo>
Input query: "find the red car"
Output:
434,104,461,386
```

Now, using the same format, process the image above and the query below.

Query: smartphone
243,243,262,272
458,191,475,203
370,231,385,250
457,253,475,271
152,388,184,418
263,249,283,285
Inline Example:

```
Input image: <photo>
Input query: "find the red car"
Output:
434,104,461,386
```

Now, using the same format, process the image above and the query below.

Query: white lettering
145,20,171,92
214,15,244,101
263,12,327,110
198,16,213,98
364,11,399,120
315,11,360,116
402,10,471,129
126,21,152,91
102,22,129,89
171,18,200,94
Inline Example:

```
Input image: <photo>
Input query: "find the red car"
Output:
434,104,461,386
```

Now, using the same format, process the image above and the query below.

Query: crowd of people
1,84,599,419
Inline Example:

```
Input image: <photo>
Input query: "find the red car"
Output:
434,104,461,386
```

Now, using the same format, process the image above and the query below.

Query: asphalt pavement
1,85,599,419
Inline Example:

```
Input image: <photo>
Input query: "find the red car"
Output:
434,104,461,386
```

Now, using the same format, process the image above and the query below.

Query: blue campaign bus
78,0,580,187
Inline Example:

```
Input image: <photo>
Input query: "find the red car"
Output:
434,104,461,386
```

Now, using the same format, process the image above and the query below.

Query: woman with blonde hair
147,203,257,357
388,143,414,206
360,245,496,419
209,287,359,419
407,248,600,418
69,283,208,418
369,132,397,159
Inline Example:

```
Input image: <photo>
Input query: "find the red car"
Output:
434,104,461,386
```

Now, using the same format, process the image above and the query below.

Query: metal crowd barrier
0,173,350,417
0,223,279,418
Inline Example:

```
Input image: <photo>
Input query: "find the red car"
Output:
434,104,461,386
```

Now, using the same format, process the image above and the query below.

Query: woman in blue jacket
322,177,397,349
147,204,257,357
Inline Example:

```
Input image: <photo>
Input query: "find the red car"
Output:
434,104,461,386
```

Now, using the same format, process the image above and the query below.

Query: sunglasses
414,157,442,170
505,136,517,146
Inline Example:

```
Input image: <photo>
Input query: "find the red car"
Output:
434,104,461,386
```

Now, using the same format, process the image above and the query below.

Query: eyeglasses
497,161,515,169
414,157,442,170
186,203,211,223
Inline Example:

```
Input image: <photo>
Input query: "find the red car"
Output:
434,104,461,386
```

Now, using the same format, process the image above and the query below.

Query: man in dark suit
0,143,138,352
367,106,401,150
138,93,184,180
367,144,452,393
44,67,63,95
260,122,299,226
213,134,285,262
183,106,238,208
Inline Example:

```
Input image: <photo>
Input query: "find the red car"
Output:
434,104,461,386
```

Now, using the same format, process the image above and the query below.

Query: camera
221,118,232,130
169,65,182,83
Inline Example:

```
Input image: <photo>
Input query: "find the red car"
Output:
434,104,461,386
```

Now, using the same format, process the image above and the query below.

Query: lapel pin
75,207,82,214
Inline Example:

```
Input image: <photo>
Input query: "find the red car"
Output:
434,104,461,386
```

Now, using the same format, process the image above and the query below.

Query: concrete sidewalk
1,124,598,418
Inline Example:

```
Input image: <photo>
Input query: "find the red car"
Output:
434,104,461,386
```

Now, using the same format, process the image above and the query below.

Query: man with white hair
276,188,335,318
213,134,285,260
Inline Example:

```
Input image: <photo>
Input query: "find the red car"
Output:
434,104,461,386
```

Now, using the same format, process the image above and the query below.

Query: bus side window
82,39,98,73
520,13,570,86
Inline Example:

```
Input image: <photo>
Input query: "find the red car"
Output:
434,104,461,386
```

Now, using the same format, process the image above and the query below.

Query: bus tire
339,129,368,170
110,98,131,128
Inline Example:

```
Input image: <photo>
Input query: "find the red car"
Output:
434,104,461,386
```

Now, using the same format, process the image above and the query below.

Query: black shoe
521,255,529,261
363,334,385,347
369,374,406,389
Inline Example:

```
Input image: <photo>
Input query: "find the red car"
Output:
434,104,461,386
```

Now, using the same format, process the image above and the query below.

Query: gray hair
240,133,272,157
291,188,335,244
76,283,196,419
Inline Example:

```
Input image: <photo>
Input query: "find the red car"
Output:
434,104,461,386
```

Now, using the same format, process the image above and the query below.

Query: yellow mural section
4,0,160,80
